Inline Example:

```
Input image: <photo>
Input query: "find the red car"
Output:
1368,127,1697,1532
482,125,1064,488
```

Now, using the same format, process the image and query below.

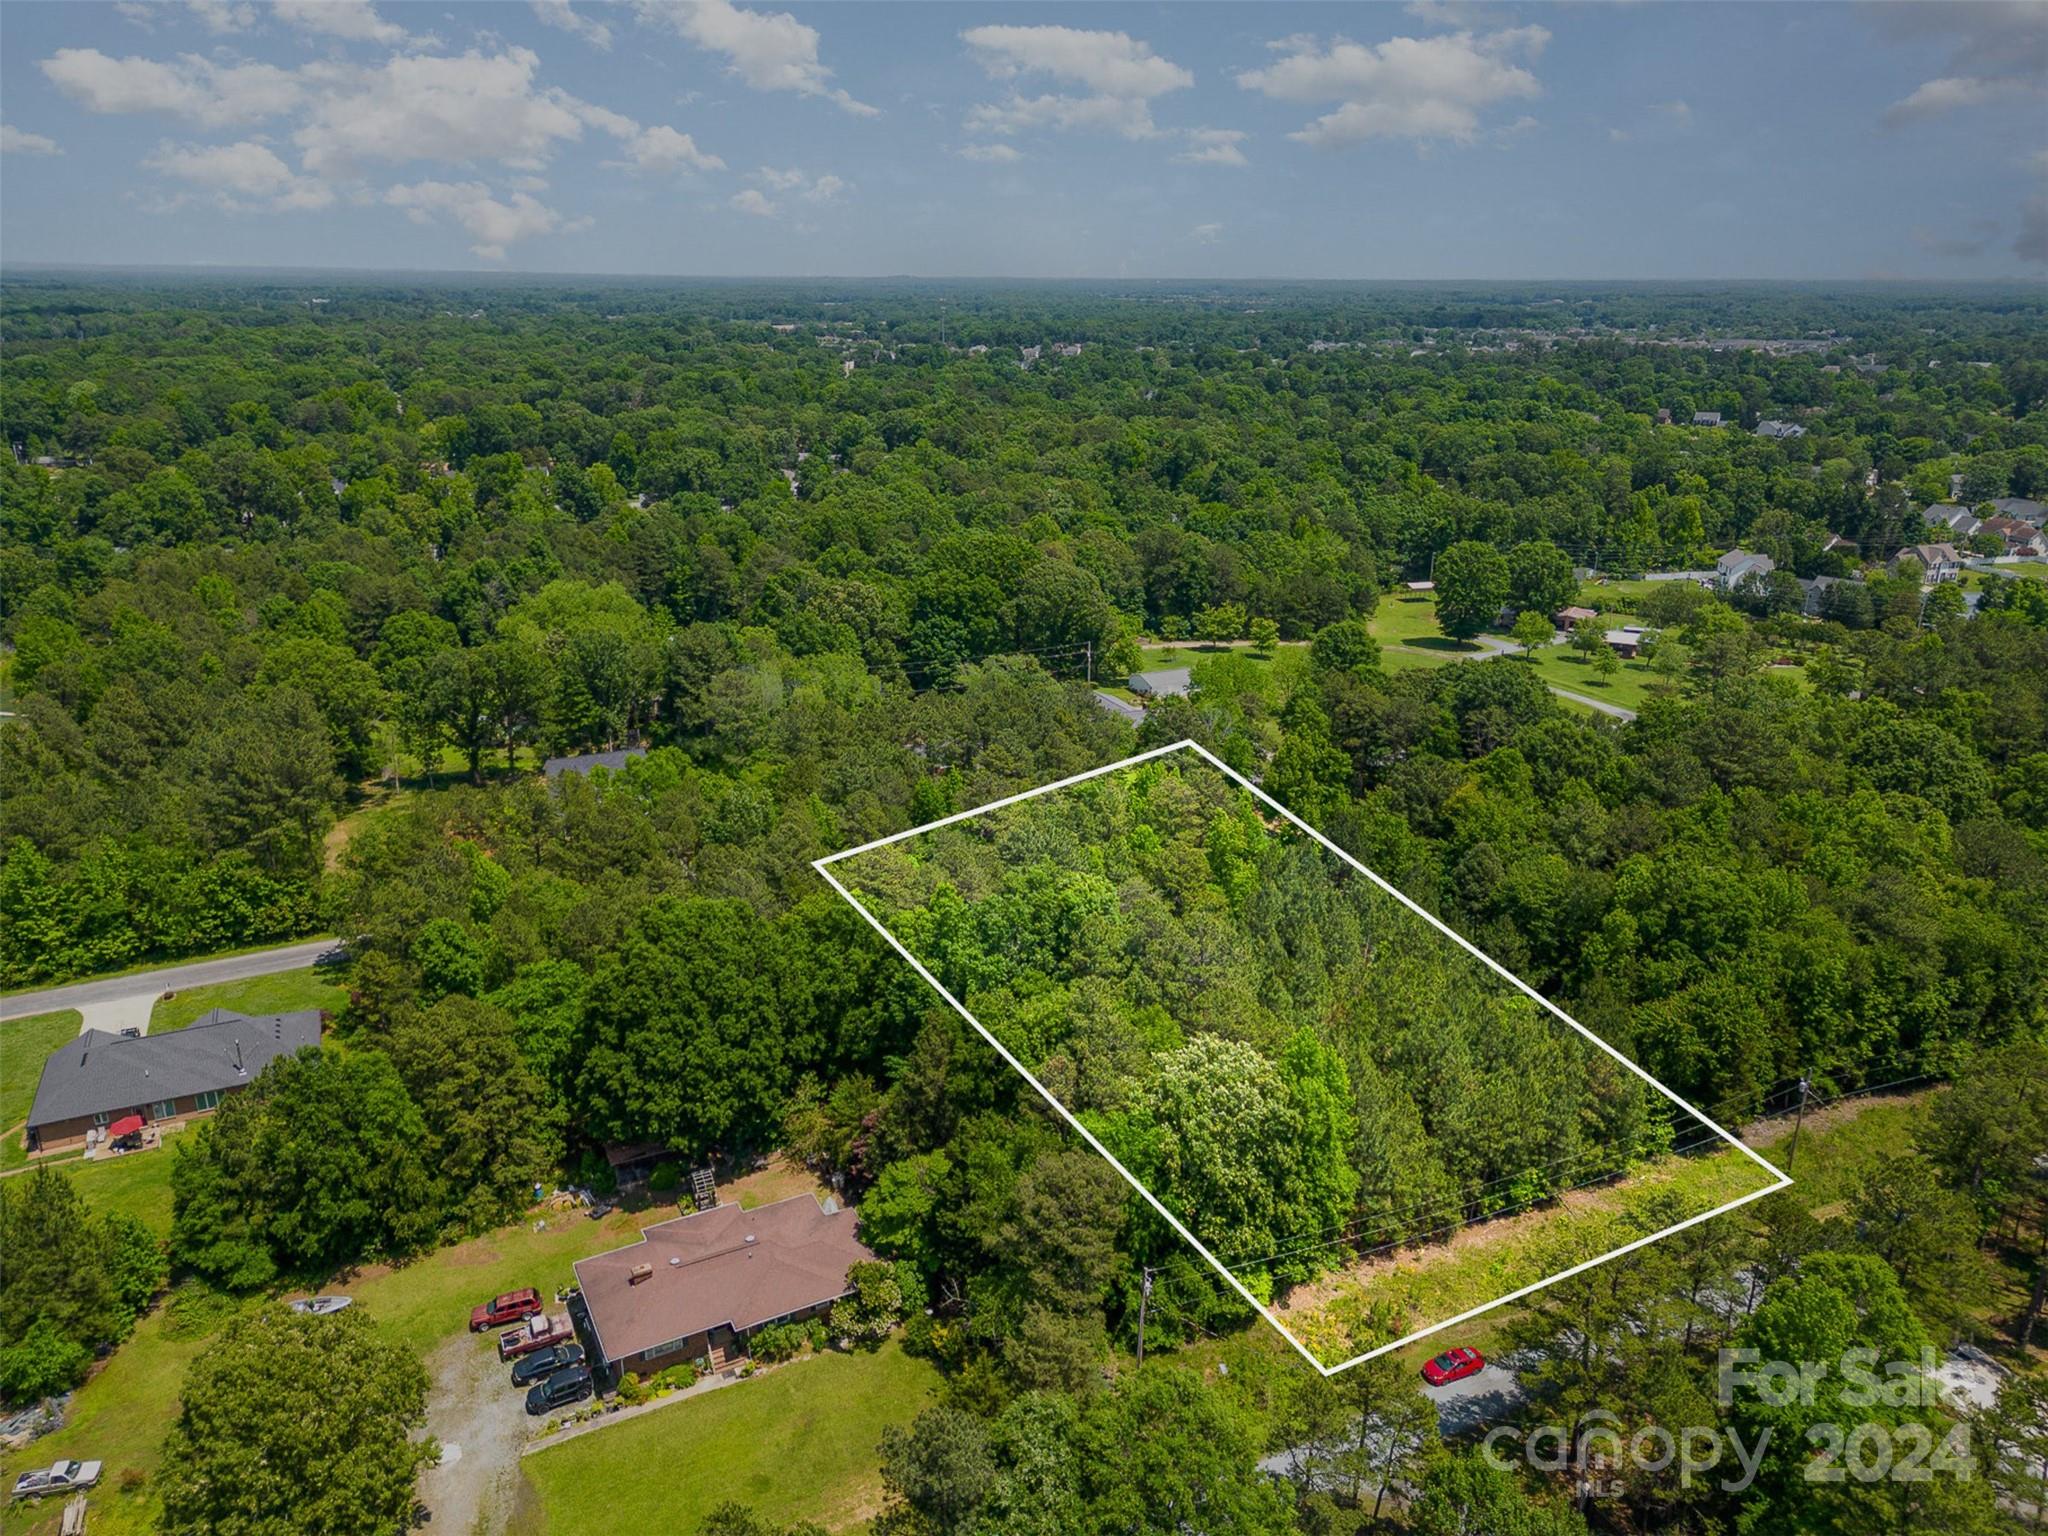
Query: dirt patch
1738,1086,1939,1149
1276,1175,1631,1319
725,1153,830,1211
417,1329,536,1536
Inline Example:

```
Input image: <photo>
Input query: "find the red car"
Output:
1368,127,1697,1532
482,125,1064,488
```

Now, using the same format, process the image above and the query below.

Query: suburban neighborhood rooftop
26,1009,322,1132
573,1194,872,1366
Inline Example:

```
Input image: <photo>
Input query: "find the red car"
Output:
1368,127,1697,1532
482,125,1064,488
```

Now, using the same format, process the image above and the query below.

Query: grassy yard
1,1010,80,1169
1369,593,1488,656
0,1304,228,1536
1516,645,1669,712
1287,1138,1782,1365
522,1341,941,1535
150,970,348,1033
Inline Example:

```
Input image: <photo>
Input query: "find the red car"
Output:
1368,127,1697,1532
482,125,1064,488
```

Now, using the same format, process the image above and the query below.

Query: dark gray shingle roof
27,1009,322,1130
542,748,647,781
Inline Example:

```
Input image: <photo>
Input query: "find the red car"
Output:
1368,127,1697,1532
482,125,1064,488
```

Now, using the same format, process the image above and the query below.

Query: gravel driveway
417,1330,537,1535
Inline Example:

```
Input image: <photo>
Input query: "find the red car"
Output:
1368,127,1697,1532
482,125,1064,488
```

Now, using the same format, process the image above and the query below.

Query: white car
12,1459,102,1500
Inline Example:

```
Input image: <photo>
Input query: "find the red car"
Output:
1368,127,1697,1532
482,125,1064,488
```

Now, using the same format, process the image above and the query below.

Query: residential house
573,1195,873,1377
1604,626,1648,659
1754,420,1807,440
1892,543,1962,583
1692,411,1725,427
542,747,648,781
1988,497,2048,524
1797,575,1846,617
26,1010,322,1154
1553,605,1599,630
1921,504,1983,539
1980,515,2046,556
1821,533,1858,557
1714,549,1775,591
1128,667,1193,699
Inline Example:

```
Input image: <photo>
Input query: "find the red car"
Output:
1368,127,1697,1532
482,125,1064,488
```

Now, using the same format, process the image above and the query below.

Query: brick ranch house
25,1008,322,1155
573,1194,873,1378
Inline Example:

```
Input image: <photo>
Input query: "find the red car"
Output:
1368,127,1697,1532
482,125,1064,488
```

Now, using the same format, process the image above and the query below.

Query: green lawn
523,1341,941,1535
1517,645,1669,712
1,1010,80,1168
50,1133,184,1235
0,1302,230,1536
150,970,347,1033
1370,593,1482,652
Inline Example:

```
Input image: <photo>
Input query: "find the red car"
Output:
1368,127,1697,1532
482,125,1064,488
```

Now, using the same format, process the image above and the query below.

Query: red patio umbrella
107,1115,144,1138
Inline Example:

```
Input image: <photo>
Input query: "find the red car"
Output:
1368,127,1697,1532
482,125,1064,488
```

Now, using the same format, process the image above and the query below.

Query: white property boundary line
814,739,1791,1376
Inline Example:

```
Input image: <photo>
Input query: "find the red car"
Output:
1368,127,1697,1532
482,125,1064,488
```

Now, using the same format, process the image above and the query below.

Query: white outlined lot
815,739,1791,1376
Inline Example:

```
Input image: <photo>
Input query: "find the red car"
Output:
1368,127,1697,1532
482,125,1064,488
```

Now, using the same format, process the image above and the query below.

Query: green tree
158,1306,437,1536
1507,539,1577,617
1433,541,1511,639
1247,616,1279,656
1511,608,1555,657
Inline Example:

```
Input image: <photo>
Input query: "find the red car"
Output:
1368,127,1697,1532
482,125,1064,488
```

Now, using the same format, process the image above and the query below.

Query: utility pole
1785,1076,1812,1176
1136,1267,1154,1368
1084,641,1093,685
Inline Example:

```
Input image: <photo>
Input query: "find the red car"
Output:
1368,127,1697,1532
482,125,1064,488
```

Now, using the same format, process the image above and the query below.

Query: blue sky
2,1,2042,279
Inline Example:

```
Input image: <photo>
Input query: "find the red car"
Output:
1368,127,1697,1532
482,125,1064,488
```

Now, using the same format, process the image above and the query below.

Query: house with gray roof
543,747,647,781
1128,667,1193,699
1714,549,1775,591
1922,504,1983,538
26,1009,322,1154
1754,419,1807,440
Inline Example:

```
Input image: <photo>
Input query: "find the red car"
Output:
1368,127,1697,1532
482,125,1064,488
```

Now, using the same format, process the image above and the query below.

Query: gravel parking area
417,1330,536,1535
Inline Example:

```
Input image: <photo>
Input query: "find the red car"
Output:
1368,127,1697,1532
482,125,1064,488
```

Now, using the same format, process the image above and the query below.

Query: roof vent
629,1262,654,1285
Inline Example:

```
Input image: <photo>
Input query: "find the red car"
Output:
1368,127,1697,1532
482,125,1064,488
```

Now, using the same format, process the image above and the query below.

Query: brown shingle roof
574,1195,872,1365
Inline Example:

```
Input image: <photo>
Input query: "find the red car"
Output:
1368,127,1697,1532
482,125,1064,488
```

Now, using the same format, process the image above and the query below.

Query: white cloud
143,137,333,209
956,142,1022,163
621,123,722,173
1175,127,1248,166
531,0,611,50
742,166,844,207
1238,25,1548,148
188,0,258,32
0,124,63,156
385,178,569,259
641,0,877,117
292,48,586,176
1875,3,2048,127
272,0,408,45
961,24,1191,142
41,48,304,127
1191,221,1222,244
1884,75,2031,127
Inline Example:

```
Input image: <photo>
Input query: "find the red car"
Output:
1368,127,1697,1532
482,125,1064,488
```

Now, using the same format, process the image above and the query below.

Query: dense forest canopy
1,275,2044,1536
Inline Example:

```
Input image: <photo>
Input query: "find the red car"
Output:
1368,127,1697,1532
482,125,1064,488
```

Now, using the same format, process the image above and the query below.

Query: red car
470,1287,543,1332
1421,1347,1486,1387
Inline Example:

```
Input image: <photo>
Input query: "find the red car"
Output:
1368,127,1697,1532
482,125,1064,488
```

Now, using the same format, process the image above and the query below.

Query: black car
524,1364,593,1416
510,1342,585,1388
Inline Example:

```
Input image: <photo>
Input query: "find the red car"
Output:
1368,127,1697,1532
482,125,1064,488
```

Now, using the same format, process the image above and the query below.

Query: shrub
750,1319,823,1362
652,1362,699,1391
616,1371,647,1405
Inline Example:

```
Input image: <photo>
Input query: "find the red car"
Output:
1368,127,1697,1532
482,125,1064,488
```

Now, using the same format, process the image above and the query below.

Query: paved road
1546,686,1638,722
1,938,343,1031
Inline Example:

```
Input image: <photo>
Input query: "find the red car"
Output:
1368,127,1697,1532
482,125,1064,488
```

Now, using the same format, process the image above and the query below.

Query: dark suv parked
510,1342,585,1388
524,1364,593,1416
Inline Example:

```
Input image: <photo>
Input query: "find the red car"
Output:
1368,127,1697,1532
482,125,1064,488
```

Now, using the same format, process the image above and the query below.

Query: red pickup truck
470,1287,543,1332
499,1311,575,1361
